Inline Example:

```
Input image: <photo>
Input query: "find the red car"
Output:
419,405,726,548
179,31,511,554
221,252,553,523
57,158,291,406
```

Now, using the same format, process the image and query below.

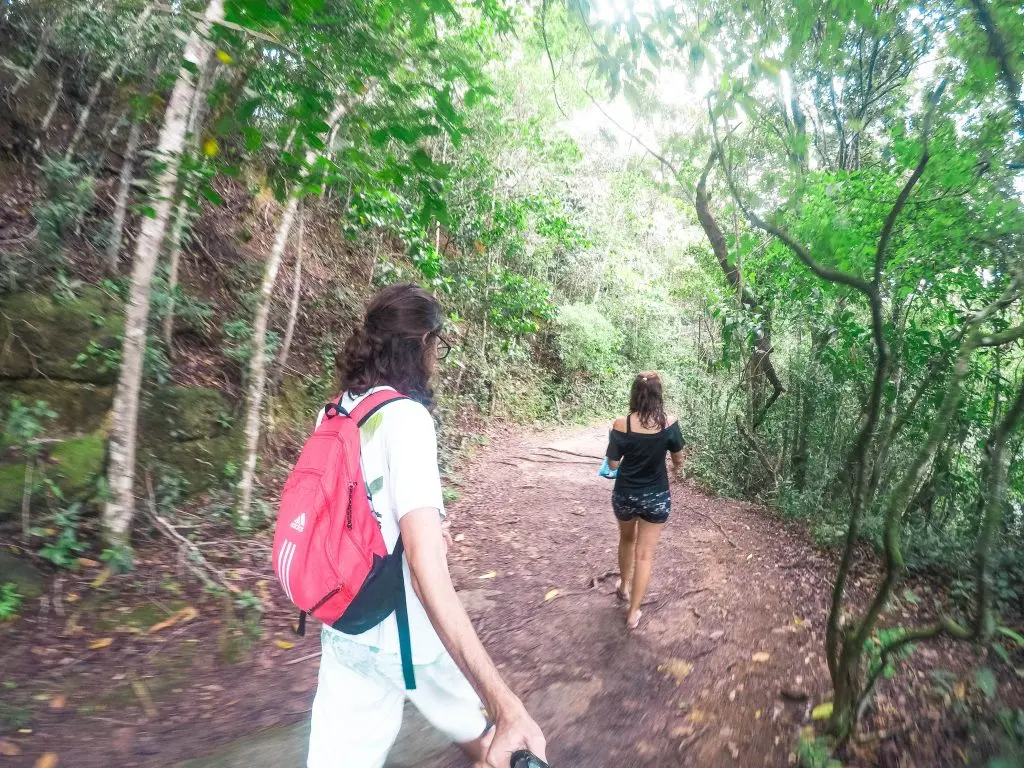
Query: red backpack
272,389,416,689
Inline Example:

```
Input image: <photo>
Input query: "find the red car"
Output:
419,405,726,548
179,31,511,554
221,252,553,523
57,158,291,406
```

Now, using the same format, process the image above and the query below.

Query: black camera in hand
511,750,549,768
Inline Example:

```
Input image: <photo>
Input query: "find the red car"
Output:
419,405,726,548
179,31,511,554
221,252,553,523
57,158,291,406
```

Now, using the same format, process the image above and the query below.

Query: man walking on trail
305,284,546,768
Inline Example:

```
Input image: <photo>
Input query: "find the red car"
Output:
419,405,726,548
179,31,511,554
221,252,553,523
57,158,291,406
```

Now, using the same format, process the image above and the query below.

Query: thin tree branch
579,81,680,180
978,324,1024,347
873,80,946,284
968,0,1024,131
540,0,569,119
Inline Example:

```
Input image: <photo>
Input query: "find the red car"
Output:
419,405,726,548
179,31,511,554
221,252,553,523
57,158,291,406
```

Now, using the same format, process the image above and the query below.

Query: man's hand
485,701,546,768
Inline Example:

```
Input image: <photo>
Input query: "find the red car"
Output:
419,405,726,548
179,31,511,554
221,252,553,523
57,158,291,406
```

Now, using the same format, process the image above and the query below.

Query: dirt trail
439,425,834,767
1,424,842,767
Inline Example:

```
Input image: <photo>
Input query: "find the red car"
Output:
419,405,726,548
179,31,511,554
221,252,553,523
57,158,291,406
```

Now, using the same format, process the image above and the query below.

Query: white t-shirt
316,386,447,664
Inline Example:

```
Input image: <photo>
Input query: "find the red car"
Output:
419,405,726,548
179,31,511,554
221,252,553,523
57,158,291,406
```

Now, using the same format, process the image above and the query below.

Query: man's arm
400,507,546,767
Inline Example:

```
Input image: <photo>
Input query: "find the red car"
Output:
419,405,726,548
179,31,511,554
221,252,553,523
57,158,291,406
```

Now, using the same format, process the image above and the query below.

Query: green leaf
996,626,1024,647
902,588,920,605
975,668,998,700
199,186,224,206
361,412,384,440
366,476,384,497
243,127,263,152
623,81,643,112
811,702,833,720
642,35,662,68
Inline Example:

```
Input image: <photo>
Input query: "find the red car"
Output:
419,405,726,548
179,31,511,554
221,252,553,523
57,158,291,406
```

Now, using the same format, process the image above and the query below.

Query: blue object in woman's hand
599,457,618,479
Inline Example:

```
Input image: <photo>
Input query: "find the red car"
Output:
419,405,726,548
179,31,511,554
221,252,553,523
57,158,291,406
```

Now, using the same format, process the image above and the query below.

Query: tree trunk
106,119,142,273
973,379,1024,637
21,458,35,539
236,103,347,525
161,200,189,350
792,329,829,490
13,8,65,94
271,204,305,391
102,0,224,549
36,67,64,146
695,152,784,425
235,196,301,526
791,384,815,491
163,57,215,352
65,4,154,160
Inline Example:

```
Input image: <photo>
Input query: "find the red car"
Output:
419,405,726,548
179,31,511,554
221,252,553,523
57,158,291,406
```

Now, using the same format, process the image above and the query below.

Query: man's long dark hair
339,283,443,408
629,371,667,430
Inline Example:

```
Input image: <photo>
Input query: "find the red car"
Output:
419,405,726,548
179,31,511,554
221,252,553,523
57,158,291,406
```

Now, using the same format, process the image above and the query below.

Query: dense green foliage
1,0,1022,759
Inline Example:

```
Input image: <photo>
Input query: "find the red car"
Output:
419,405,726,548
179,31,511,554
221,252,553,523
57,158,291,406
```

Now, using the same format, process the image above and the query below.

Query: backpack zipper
308,587,340,615
345,481,356,529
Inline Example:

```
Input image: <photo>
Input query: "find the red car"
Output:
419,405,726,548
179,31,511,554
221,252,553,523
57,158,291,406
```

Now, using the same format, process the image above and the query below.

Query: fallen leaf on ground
149,606,199,634
752,652,771,663
454,533,465,542
49,694,67,710
543,589,560,601
88,638,113,650
35,753,59,768
811,702,833,720
76,558,98,568
478,571,497,580
0,740,21,756
659,659,693,684
275,640,295,650
90,568,111,589
131,678,158,718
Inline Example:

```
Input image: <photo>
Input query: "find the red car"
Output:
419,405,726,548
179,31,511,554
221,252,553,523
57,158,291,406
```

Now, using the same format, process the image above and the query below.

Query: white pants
308,628,487,768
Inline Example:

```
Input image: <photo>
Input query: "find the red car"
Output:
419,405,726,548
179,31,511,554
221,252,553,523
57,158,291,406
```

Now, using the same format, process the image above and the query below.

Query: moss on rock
0,548,45,600
269,374,322,432
0,463,26,517
0,432,105,519
0,287,124,383
47,432,105,498
141,386,232,442
143,434,242,493
0,380,113,435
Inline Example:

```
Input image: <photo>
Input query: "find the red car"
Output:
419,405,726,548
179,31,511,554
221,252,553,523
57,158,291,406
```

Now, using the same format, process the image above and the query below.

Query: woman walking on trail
307,283,545,768
606,372,686,630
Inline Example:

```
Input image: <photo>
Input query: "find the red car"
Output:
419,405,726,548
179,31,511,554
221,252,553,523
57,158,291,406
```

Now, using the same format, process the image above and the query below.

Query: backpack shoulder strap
391,536,416,690
349,389,408,426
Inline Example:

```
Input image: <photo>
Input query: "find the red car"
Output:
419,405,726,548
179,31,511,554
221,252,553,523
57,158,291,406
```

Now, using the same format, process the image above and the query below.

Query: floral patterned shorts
612,488,671,524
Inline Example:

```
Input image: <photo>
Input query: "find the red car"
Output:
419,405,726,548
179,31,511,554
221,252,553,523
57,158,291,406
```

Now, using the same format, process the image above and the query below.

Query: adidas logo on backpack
289,513,306,532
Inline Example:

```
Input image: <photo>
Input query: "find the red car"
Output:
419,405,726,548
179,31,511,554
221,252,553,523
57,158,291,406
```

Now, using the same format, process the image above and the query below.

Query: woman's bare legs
616,519,638,600
627,520,664,629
